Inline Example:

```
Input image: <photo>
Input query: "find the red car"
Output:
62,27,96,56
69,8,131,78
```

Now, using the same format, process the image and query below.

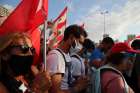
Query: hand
73,76,89,92
31,72,52,93
31,64,44,76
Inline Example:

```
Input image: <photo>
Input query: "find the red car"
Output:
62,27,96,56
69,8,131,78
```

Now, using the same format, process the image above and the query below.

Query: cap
110,42,140,54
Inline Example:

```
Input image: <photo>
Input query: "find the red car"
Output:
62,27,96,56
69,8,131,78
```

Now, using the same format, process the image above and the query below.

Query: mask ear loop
71,40,77,49
74,40,78,48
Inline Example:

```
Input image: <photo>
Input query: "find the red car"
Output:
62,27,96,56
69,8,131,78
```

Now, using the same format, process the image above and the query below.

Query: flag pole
43,19,47,71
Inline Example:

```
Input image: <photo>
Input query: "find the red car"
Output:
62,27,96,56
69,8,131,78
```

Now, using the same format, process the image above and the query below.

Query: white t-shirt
46,48,71,90
71,54,85,77
46,48,71,76
61,54,85,90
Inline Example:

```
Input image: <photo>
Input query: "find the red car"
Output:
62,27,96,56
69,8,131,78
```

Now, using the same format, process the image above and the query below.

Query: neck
77,49,83,56
59,41,70,54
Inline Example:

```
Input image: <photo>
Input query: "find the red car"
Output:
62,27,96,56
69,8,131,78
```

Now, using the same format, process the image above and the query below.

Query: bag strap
71,54,81,62
71,54,84,77
94,65,129,93
55,49,67,64
55,49,72,87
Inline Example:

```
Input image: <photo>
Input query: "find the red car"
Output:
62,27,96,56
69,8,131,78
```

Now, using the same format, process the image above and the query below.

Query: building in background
0,6,9,25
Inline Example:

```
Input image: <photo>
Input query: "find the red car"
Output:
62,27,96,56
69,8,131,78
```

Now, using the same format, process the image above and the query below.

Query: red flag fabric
0,0,38,34
0,0,48,34
136,35,140,39
0,0,48,65
48,7,67,48
29,0,48,30
29,28,41,65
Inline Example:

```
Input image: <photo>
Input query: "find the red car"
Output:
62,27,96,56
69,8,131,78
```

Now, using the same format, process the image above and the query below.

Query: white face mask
70,40,83,54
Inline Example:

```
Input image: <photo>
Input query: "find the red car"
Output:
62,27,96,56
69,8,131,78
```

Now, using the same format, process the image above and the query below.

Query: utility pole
101,11,108,38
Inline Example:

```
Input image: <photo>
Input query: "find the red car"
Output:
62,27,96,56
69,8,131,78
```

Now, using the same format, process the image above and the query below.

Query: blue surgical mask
82,51,92,59
86,52,92,58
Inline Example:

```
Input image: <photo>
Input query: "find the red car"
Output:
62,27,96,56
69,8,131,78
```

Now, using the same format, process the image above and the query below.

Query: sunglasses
10,45,35,54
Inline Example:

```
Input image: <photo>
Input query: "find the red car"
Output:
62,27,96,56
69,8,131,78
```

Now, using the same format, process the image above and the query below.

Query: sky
0,0,140,42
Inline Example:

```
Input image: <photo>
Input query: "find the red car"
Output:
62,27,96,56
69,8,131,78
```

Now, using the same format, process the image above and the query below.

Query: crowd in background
0,24,140,93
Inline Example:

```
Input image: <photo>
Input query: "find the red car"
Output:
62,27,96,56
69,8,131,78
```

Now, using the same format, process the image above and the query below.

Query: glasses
122,52,136,58
10,45,35,54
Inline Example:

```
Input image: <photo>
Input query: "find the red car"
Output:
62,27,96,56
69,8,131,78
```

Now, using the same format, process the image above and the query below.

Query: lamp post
101,11,108,38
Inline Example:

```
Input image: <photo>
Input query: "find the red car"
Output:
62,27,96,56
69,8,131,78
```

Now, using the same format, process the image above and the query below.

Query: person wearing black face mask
0,33,51,93
0,33,35,93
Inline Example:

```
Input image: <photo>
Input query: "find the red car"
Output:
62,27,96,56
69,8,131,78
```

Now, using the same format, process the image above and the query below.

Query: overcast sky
0,0,140,42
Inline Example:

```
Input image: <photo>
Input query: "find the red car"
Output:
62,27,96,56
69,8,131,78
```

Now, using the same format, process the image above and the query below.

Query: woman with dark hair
0,32,51,93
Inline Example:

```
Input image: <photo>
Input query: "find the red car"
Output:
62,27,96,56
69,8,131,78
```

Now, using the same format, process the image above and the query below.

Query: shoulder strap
71,54,81,62
94,65,129,93
71,54,84,77
55,48,67,64
55,49,72,86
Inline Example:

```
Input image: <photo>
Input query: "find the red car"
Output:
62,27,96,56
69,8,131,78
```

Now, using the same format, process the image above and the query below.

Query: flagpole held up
41,0,48,71
43,20,47,71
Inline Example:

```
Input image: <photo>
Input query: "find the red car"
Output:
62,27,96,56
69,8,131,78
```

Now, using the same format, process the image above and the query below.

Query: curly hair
0,32,31,54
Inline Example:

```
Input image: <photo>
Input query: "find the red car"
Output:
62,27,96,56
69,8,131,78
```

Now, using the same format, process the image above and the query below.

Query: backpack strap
55,48,72,87
71,54,84,78
55,49,67,65
71,54,81,62
94,65,129,93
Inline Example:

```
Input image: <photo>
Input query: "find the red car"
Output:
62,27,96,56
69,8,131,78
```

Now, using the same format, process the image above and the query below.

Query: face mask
82,50,92,59
9,55,33,76
70,40,83,54
86,52,92,58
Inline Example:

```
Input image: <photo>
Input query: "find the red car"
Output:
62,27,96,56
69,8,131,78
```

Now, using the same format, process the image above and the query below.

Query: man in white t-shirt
46,25,89,93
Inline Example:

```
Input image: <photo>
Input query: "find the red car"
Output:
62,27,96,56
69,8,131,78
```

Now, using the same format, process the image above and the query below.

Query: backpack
71,54,82,62
55,48,73,87
88,65,129,93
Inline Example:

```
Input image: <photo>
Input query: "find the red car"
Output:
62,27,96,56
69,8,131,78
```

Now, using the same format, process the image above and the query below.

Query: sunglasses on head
10,45,35,54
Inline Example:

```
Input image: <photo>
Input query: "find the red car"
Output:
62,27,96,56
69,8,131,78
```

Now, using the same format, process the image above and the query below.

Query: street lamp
101,11,108,38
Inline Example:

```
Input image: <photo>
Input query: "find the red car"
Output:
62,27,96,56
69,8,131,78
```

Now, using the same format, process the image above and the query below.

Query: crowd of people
0,24,140,93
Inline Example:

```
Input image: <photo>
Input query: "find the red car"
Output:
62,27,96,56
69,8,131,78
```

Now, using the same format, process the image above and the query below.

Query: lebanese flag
0,0,48,65
48,7,67,48
136,35,140,39
125,35,140,46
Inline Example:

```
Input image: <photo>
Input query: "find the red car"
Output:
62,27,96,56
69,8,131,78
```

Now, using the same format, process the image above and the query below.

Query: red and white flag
0,0,48,65
48,7,67,48
136,35,140,39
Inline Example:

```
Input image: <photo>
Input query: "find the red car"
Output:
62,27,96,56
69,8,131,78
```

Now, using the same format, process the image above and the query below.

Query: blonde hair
0,32,31,53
